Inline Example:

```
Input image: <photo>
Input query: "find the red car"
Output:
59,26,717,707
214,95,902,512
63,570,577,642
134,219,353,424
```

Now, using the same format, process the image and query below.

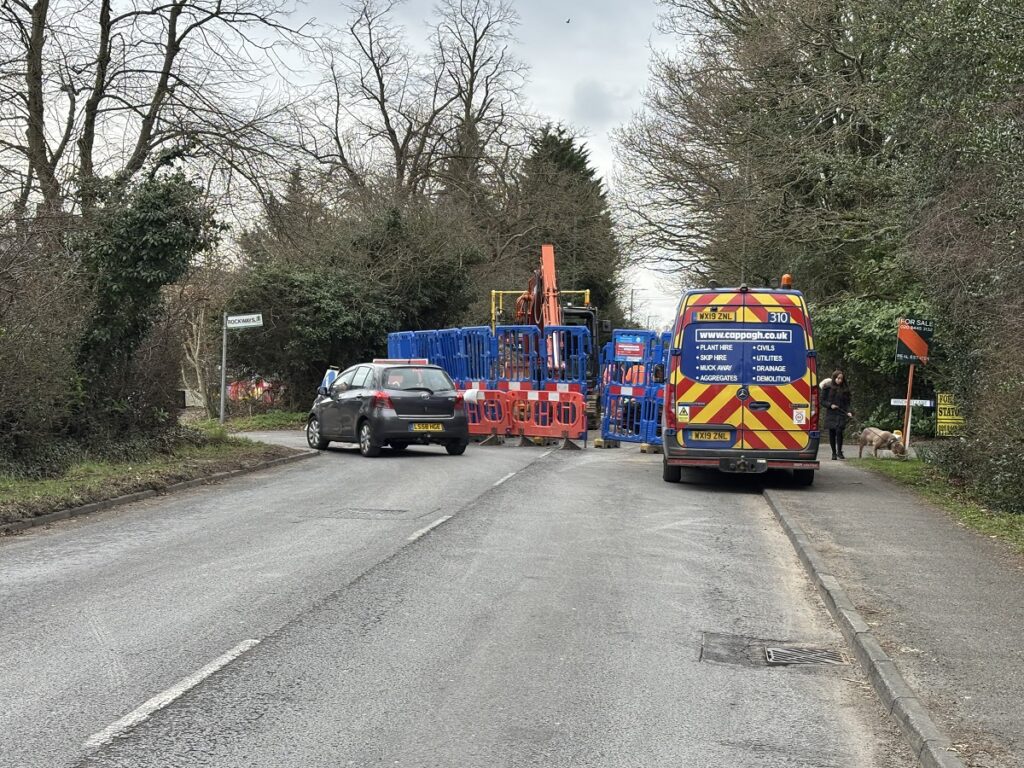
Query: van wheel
663,460,681,483
794,469,814,486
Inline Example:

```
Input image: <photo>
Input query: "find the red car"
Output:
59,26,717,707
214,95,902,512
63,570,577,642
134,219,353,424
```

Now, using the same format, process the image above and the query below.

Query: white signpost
220,313,264,424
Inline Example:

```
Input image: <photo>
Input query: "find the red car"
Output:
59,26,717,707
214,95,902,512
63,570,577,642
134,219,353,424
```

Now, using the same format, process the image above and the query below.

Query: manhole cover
765,647,848,666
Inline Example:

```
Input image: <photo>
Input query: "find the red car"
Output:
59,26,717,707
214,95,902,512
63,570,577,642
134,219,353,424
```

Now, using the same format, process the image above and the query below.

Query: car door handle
748,401,771,411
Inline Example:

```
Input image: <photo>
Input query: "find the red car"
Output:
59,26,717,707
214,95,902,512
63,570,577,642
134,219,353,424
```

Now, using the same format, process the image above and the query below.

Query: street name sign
890,398,935,407
226,313,263,329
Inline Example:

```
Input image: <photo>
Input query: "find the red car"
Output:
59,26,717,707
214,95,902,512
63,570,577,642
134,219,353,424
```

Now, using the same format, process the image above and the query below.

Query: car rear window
382,367,455,392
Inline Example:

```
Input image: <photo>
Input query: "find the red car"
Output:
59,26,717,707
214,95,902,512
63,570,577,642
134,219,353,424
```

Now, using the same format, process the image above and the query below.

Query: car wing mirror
317,385,328,396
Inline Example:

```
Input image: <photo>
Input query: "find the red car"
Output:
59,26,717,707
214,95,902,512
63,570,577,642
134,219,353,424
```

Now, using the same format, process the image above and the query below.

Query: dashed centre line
407,515,453,542
493,471,518,487
84,638,260,750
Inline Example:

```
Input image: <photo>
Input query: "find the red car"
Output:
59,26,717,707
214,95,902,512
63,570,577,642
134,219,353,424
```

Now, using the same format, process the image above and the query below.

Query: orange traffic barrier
463,389,510,437
506,390,587,441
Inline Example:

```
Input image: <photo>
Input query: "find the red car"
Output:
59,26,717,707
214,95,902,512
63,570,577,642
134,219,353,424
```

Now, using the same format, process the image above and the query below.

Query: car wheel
445,440,468,456
306,416,329,450
359,420,381,457
663,459,681,483
794,469,815,486
390,442,408,452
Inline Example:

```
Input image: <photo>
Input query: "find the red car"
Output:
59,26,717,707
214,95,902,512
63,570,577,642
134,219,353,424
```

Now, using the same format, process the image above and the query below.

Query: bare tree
0,0,310,215
297,0,527,203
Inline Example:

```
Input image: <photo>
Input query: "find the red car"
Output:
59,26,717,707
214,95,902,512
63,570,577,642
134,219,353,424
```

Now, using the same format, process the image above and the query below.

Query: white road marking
493,471,517,487
408,515,452,542
84,639,260,749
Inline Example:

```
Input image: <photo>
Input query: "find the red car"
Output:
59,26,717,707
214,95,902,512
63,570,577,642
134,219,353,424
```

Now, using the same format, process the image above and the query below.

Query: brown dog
857,427,907,458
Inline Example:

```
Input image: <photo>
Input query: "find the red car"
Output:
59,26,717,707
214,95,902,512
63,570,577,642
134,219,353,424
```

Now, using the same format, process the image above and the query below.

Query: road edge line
1,451,319,536
84,638,260,749
762,488,966,768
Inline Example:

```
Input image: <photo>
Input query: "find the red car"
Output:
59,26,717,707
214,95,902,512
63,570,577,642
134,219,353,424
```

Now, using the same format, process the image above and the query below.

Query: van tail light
809,386,819,430
808,358,819,430
664,382,677,429
371,391,395,410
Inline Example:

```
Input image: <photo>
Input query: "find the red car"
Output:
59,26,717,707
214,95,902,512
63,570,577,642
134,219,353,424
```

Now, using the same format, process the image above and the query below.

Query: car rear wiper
404,386,435,394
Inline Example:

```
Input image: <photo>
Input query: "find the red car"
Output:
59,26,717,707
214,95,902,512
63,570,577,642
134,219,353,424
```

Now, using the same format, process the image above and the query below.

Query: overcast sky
307,0,681,328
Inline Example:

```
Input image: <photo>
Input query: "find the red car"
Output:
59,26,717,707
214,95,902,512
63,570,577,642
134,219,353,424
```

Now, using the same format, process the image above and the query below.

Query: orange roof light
780,273,794,289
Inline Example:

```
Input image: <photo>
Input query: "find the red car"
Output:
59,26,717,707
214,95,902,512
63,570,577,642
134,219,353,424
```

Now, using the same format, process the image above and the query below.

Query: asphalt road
1,434,913,767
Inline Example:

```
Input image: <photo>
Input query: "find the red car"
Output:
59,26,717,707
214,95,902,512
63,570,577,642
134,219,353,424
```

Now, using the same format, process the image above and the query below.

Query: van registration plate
410,423,443,432
691,430,730,441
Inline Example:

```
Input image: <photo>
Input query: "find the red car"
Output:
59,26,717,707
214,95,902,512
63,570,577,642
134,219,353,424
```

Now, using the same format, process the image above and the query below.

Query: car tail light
370,391,395,410
453,392,465,410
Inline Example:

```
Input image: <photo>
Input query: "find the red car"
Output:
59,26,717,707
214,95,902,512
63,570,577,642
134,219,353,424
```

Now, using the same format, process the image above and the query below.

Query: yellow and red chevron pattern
671,290,816,452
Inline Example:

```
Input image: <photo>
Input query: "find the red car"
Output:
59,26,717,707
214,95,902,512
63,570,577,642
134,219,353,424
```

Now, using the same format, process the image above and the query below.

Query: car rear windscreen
682,322,807,385
382,367,456,391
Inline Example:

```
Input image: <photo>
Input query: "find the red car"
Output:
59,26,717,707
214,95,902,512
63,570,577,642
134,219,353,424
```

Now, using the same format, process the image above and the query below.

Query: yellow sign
935,392,965,437
696,310,736,322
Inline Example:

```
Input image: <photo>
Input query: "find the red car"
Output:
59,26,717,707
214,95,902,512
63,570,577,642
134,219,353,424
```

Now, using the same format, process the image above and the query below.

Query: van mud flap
719,456,768,474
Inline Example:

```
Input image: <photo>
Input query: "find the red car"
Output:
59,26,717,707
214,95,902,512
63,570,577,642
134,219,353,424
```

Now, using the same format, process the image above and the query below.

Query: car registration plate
691,430,730,441
410,423,443,432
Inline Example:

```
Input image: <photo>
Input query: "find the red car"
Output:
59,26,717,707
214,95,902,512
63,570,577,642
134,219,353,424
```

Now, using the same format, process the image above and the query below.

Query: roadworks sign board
936,392,966,437
895,317,933,364
614,334,646,362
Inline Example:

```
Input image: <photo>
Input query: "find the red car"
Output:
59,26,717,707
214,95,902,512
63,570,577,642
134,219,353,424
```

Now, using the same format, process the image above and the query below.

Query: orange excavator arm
513,244,563,330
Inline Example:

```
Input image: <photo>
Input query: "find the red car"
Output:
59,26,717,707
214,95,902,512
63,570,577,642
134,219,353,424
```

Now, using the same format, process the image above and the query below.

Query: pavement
769,443,1024,768
1,430,914,768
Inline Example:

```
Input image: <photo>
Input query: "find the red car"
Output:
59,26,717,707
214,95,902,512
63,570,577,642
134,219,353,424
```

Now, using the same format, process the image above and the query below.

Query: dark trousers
828,428,843,456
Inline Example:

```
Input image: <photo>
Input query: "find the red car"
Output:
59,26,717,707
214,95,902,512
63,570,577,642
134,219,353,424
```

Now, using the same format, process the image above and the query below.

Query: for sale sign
895,317,933,365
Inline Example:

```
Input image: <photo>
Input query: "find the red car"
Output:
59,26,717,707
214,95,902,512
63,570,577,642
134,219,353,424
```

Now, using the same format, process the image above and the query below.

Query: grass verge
0,438,297,526
191,410,306,434
852,458,1024,554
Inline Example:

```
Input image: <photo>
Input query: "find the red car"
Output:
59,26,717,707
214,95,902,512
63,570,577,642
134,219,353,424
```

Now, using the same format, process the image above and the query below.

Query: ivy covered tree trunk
75,172,220,434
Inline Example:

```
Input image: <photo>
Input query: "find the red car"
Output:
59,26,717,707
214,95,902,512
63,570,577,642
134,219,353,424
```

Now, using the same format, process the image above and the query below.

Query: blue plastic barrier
319,366,340,390
642,385,665,446
432,328,464,381
601,387,647,443
387,331,416,359
462,326,494,386
494,325,545,386
543,325,591,393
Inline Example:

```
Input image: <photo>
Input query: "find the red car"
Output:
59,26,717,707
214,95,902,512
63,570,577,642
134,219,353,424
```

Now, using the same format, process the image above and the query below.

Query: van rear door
672,291,745,450
739,292,814,451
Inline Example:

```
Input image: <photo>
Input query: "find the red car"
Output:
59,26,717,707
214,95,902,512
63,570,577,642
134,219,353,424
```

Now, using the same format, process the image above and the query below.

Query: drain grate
765,647,848,666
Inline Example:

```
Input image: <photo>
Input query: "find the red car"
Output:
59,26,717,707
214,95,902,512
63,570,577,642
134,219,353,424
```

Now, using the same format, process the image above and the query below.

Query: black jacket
821,384,852,430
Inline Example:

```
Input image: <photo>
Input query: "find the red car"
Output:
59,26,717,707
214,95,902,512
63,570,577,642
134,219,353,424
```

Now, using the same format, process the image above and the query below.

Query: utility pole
629,289,635,323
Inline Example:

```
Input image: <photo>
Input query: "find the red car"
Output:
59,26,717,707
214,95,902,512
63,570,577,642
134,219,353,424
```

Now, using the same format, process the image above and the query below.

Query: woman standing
822,369,853,460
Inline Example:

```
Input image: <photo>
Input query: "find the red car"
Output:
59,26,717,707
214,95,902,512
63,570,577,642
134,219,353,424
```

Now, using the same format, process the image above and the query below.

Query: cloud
569,79,628,131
